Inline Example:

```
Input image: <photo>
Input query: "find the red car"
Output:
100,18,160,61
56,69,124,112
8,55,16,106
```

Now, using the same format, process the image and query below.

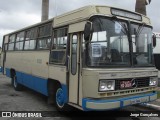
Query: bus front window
86,17,130,67
131,24,153,66
85,17,154,67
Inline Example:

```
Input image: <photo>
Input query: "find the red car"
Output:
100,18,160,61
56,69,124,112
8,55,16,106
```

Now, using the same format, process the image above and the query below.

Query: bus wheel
12,75,23,91
55,85,69,111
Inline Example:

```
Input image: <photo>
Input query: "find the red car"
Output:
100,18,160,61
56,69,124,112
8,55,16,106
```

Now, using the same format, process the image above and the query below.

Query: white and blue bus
153,32,160,86
0,5,158,111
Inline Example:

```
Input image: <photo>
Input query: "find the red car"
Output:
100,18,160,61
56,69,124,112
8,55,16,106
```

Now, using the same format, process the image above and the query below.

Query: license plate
120,81,132,89
131,98,141,105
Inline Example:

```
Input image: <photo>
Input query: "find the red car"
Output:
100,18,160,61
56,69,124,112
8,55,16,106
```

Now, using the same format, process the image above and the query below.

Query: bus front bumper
82,92,157,111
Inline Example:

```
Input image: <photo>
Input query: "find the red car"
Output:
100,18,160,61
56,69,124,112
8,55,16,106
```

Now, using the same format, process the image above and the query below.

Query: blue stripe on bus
5,68,68,102
82,92,157,111
0,67,2,72
1,67,4,73
13,70,48,96
6,68,11,77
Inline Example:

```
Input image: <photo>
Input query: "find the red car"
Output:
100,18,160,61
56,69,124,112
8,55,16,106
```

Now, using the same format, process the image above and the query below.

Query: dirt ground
0,74,65,120
0,74,55,111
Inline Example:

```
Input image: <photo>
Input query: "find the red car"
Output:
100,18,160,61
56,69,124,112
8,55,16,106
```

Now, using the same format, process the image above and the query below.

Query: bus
0,5,158,111
153,32,160,86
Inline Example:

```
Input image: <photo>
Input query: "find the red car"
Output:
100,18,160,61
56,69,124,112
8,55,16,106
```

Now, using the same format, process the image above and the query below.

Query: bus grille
115,77,150,90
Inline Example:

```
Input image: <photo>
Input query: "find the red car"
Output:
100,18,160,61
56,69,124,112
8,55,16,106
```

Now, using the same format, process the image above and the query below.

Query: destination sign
111,8,142,21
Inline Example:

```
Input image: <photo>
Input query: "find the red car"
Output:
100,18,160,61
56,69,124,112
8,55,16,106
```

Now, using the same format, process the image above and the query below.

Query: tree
135,0,151,15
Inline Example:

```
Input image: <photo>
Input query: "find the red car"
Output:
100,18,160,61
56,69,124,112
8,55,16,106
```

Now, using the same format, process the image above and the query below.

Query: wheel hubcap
56,88,65,108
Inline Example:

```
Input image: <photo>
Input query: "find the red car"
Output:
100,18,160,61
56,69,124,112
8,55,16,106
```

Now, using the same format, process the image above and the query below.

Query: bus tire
12,75,23,91
55,84,69,111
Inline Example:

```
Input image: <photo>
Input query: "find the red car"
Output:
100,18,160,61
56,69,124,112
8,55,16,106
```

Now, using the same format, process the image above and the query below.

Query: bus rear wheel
12,75,23,91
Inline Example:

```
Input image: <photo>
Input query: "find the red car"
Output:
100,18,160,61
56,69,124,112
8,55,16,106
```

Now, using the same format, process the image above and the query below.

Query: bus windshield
86,17,154,67
131,23,153,66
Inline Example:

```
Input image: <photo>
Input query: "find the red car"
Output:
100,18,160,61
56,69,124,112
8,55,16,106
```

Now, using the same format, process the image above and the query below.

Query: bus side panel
31,51,50,79
34,76,48,96
15,71,48,96
16,71,23,84
6,68,11,78
48,66,68,102
0,67,3,73
21,72,34,89
48,66,67,84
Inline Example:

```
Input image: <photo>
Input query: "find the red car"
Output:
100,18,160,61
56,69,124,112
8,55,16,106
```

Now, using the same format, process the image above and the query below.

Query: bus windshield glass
86,17,130,67
131,23,153,66
86,17,154,67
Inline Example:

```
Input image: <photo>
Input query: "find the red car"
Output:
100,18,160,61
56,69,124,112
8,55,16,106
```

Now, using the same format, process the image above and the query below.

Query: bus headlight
99,80,115,91
149,77,158,86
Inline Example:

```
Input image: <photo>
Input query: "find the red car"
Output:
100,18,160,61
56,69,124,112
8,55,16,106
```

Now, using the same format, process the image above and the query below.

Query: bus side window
8,34,16,51
37,23,52,49
15,31,25,50
50,27,68,65
2,36,9,51
37,38,51,49
24,28,37,50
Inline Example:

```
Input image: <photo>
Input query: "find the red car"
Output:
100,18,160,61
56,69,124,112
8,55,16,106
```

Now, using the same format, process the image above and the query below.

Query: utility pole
135,0,151,15
41,0,49,21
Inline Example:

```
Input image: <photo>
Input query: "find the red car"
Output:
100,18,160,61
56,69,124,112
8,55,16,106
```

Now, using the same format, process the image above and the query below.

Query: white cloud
0,11,40,29
0,0,159,47
0,11,40,46
50,0,136,17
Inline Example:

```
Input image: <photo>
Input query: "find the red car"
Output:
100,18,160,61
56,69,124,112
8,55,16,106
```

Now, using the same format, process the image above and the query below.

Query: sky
0,0,159,46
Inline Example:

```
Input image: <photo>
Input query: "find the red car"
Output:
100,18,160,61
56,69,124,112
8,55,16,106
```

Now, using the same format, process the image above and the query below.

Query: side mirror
152,34,156,47
84,21,93,41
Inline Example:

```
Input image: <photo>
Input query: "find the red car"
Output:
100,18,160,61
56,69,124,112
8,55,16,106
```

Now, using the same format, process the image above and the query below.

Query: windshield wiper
135,23,145,37
111,16,129,35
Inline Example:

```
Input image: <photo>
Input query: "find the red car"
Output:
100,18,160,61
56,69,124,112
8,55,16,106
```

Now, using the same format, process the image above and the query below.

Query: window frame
8,34,16,51
37,22,52,50
24,27,38,51
15,31,25,51
49,27,68,65
2,35,9,52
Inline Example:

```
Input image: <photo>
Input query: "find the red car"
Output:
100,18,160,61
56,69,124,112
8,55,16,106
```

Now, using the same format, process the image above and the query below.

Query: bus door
68,33,80,104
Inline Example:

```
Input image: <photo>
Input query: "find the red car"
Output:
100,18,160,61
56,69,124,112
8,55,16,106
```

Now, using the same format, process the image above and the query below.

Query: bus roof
54,5,151,27
4,5,151,36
